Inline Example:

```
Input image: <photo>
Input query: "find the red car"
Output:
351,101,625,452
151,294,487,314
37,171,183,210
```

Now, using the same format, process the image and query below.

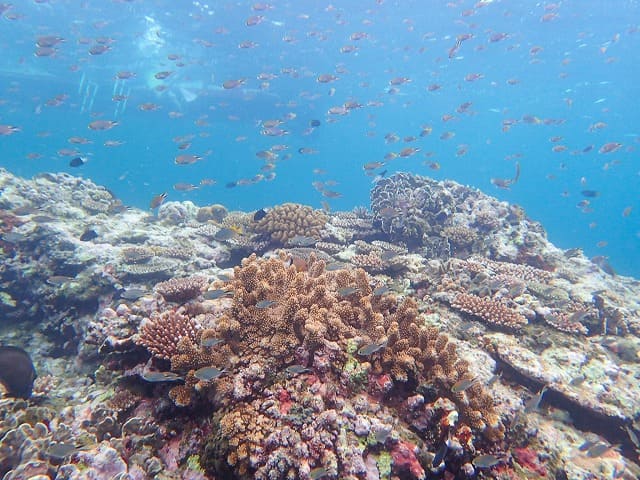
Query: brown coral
137,308,201,360
154,276,207,303
253,203,327,245
450,292,528,330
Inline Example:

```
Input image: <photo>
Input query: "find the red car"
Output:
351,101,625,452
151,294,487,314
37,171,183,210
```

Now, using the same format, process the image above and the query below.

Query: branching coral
136,307,202,361
134,253,504,478
253,203,328,245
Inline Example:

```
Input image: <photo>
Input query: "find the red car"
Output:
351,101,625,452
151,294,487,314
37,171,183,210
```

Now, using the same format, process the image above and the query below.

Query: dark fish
253,208,267,221
0,346,37,398
193,366,225,381
214,228,236,241
140,371,183,383
119,288,149,300
581,190,600,198
285,364,312,375
287,235,317,247
203,289,234,300
46,442,79,460
79,228,98,241
472,454,504,468
46,275,75,286
217,273,233,282
432,441,448,467
201,337,224,347
255,299,276,309
357,338,388,356
69,156,87,167
373,285,390,296
309,119,321,127
149,192,167,210
591,256,616,276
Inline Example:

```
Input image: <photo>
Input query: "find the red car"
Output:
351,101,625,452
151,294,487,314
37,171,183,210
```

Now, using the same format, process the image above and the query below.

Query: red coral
513,446,547,476
390,440,425,479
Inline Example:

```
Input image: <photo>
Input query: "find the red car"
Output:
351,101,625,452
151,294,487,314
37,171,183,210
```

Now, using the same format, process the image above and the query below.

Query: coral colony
0,169,639,479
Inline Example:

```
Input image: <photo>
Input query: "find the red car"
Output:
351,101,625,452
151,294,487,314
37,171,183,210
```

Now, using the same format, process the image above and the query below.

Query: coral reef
135,252,503,479
1,168,640,480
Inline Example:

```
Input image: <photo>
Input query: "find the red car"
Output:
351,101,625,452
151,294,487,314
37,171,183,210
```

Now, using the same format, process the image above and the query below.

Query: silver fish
451,376,480,393
141,371,183,383
256,299,277,308
472,454,504,468
203,289,234,300
194,366,226,381
201,337,224,348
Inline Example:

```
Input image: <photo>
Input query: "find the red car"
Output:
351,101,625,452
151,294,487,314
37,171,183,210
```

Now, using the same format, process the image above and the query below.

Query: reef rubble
0,168,639,480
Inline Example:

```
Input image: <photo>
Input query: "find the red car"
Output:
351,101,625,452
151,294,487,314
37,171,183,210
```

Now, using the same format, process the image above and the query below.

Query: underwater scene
0,1,639,479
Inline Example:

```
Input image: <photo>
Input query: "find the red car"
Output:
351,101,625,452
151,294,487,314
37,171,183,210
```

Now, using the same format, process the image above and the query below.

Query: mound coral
370,172,456,247
154,276,207,303
136,252,504,479
253,203,328,245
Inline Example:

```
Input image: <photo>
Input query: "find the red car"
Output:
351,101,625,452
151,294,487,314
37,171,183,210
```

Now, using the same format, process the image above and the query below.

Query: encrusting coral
136,252,504,479
253,203,328,245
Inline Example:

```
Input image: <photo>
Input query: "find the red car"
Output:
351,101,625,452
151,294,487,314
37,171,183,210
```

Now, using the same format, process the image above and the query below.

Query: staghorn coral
253,203,328,245
450,292,528,330
137,307,202,360
154,276,207,303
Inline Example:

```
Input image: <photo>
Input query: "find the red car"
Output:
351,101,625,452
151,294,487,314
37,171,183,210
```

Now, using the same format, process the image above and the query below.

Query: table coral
450,292,528,330
154,276,207,303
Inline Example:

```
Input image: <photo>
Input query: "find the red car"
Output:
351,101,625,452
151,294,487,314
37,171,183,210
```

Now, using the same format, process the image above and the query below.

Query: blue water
0,0,638,275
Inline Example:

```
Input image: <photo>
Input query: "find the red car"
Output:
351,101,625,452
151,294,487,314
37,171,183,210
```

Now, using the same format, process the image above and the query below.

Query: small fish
193,366,225,381
214,228,237,241
0,346,37,398
310,467,330,480
149,192,167,210
581,190,600,198
569,375,586,387
253,208,267,221
203,289,234,300
1,232,26,244
373,285,390,296
140,371,183,383
309,119,321,127
46,275,75,286
119,287,149,300
586,442,614,457
79,228,98,241
46,442,80,460
491,161,520,190
524,385,548,413
624,426,640,449
287,235,317,247
285,364,312,374
255,299,277,309
358,338,388,356
432,441,448,467
451,376,480,393
69,156,87,167
201,337,225,348
337,286,359,297
472,454,504,468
